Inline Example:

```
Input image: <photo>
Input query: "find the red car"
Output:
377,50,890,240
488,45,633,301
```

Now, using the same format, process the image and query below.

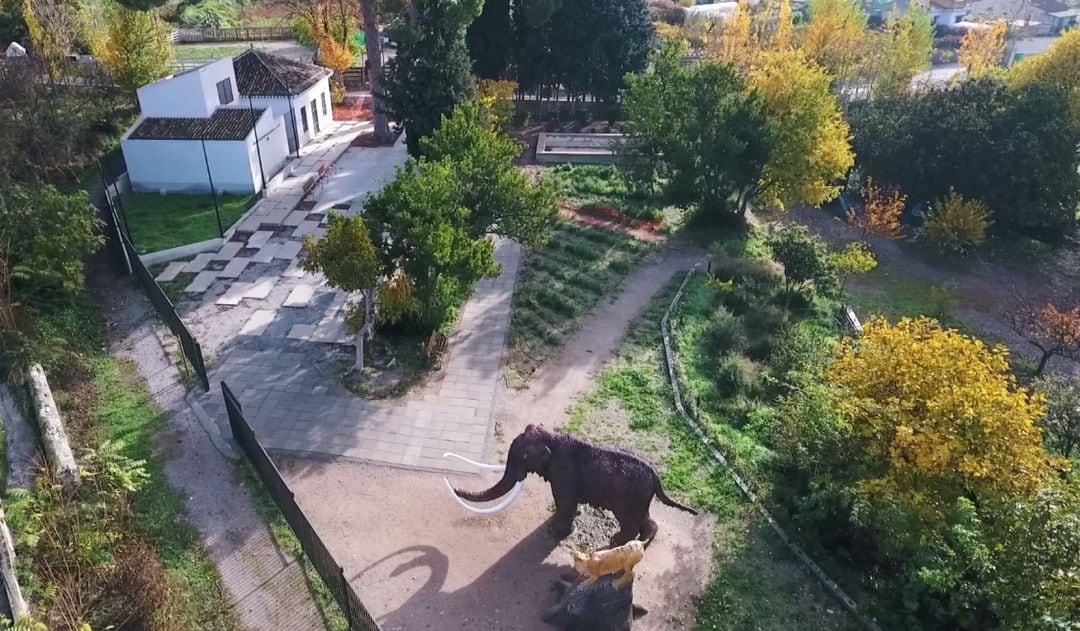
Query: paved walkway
196,240,520,472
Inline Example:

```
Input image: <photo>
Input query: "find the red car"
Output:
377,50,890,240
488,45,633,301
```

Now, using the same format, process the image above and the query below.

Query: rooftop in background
232,49,331,97
129,108,264,141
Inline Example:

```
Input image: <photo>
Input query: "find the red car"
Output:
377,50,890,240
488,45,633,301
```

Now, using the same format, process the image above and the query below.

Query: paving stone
283,260,306,278
240,310,277,336
184,271,216,293
291,221,320,238
213,242,243,260
247,230,274,248
276,241,302,260
283,211,308,227
218,258,250,279
155,261,187,282
182,253,215,273
252,243,281,264
242,276,277,300
283,286,315,308
286,324,314,340
216,282,253,306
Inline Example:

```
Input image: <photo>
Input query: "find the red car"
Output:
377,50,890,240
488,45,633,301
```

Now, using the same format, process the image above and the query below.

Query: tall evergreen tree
466,0,513,79
384,0,480,155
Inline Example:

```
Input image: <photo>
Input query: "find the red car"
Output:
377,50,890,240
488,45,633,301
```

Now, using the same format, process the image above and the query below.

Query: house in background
120,50,334,195
233,49,333,154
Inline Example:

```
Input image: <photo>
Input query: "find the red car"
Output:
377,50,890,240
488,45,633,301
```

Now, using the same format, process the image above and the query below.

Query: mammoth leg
609,506,639,547
639,512,659,544
549,476,577,540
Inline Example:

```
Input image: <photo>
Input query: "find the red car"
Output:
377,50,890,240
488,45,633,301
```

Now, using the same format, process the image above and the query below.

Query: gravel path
97,277,328,631
279,243,714,630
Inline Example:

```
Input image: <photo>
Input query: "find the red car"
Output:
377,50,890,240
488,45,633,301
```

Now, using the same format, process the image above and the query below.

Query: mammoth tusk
443,452,506,473
443,478,524,514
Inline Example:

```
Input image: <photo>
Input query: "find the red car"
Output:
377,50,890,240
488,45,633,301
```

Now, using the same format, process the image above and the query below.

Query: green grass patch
509,221,653,381
236,462,349,631
844,270,960,326
173,44,252,61
544,164,670,221
123,192,257,254
568,277,857,630
94,358,237,629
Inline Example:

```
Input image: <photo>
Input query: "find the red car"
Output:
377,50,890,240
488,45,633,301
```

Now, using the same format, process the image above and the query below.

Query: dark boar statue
541,573,647,631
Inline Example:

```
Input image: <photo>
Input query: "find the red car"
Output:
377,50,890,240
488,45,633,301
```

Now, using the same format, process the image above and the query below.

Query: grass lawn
173,44,252,61
566,278,857,630
123,192,257,254
509,221,653,381
544,164,670,221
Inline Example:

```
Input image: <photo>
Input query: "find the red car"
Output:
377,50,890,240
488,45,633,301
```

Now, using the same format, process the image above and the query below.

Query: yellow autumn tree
91,3,173,93
23,0,79,81
924,189,991,250
829,317,1057,515
959,21,1007,78
708,0,756,70
867,8,933,98
1009,28,1080,130
772,0,793,50
750,50,854,209
800,0,866,80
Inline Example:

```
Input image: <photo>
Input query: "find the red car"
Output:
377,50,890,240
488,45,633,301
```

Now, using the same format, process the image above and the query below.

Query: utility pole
200,136,224,238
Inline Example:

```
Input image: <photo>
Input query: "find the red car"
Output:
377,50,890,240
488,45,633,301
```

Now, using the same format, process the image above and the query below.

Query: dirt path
280,244,714,630
97,277,329,630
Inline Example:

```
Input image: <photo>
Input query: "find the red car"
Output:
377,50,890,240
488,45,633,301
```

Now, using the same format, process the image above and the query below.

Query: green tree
92,2,173,93
420,100,557,247
866,8,932,98
364,160,500,330
622,44,772,220
466,0,513,78
850,78,1080,239
831,241,876,296
300,214,383,369
384,0,481,155
766,224,836,295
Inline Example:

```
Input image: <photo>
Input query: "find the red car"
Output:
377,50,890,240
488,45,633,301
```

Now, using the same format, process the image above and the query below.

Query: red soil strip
333,97,373,122
559,201,665,243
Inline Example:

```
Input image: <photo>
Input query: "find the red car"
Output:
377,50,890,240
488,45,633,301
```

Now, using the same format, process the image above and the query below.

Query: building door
311,98,320,134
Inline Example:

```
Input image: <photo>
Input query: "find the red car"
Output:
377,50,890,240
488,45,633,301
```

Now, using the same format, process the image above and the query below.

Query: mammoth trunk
455,471,518,503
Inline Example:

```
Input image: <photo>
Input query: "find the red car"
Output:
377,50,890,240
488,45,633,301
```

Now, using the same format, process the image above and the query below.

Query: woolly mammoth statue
444,424,697,544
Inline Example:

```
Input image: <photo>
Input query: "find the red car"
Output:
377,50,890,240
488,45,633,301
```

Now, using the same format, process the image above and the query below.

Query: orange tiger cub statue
571,539,645,589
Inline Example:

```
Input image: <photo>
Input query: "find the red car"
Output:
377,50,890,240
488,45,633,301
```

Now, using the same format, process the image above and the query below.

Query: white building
121,51,333,195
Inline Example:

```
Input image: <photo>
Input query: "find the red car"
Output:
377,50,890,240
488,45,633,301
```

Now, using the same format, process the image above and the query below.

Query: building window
954,14,963,23
216,78,234,105
321,92,328,116
300,106,309,133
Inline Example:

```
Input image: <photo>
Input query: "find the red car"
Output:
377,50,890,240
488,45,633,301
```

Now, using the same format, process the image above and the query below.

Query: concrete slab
184,271,216,293
213,242,243,260
283,286,315,307
182,253,215,273
292,221,320,238
217,282,254,306
247,231,274,247
156,261,187,283
239,309,277,336
252,243,281,264
276,241,302,260
242,276,278,300
283,211,308,227
286,324,315,340
218,258,250,279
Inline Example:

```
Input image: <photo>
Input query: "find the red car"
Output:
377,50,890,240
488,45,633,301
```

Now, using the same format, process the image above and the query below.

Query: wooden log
25,364,80,490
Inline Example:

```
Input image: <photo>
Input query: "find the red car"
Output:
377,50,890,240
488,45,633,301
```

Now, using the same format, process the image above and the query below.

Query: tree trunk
1035,350,1053,376
354,327,366,371
360,0,392,144
26,363,80,490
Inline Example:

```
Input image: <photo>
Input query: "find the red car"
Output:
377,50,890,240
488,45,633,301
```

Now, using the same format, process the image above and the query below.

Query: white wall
246,109,290,189
122,136,259,194
247,76,333,153
137,58,237,119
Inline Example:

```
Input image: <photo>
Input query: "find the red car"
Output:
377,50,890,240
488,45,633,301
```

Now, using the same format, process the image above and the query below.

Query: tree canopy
91,2,174,94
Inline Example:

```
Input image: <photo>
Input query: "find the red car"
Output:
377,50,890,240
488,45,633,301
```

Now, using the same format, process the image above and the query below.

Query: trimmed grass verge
509,221,653,381
123,192,257,254
545,164,669,221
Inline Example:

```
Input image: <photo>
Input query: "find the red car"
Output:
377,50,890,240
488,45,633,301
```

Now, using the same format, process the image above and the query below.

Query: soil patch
559,202,665,243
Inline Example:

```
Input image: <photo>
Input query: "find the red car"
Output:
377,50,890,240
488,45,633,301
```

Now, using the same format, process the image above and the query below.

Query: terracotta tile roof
233,49,331,97
128,108,262,141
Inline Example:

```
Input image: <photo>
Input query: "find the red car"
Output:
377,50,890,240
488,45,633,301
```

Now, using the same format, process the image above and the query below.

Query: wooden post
0,506,28,620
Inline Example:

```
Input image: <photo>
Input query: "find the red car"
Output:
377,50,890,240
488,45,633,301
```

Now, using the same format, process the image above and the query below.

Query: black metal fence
95,154,210,392
222,383,381,631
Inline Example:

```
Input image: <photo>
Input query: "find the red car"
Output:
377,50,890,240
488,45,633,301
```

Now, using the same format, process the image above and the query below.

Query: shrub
1033,374,1080,458
714,353,761,399
924,190,990,250
707,307,746,355
742,303,789,360
766,225,837,296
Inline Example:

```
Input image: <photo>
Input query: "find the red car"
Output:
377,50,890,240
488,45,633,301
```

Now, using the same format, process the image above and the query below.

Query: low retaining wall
536,133,624,165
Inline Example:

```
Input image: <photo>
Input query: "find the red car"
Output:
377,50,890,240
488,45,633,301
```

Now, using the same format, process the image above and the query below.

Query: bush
742,303,789,360
714,353,761,399
766,225,837,296
177,0,238,29
924,190,991,250
707,306,746,355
